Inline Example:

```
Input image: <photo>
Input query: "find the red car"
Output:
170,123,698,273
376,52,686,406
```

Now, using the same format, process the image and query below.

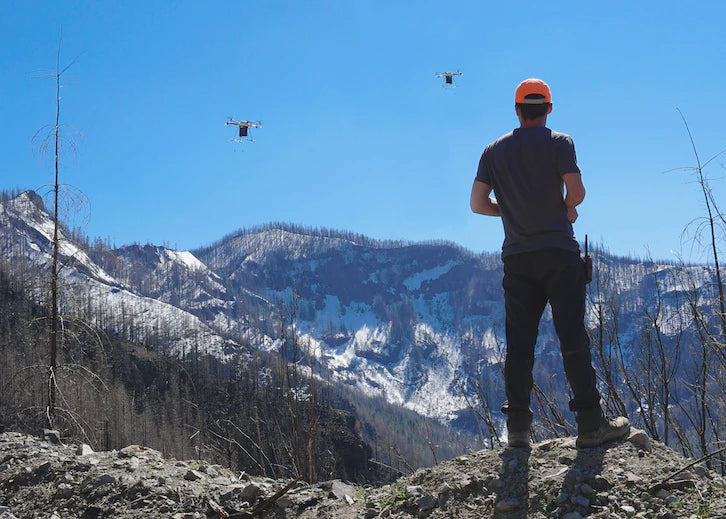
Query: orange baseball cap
515,78,552,104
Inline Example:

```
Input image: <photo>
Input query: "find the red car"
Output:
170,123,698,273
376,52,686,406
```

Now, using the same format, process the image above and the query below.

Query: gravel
1,429,725,518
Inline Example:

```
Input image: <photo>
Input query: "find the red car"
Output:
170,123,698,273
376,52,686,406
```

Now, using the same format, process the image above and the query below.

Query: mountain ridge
0,189,720,432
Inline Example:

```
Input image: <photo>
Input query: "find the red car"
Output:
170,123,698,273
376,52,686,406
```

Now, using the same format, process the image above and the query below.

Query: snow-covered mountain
0,191,236,358
191,226,506,418
0,190,717,424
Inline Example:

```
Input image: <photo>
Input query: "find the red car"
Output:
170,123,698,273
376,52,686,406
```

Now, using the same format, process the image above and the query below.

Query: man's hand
567,206,578,223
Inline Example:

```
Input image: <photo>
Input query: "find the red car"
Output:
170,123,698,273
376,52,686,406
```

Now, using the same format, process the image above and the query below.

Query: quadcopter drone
226,118,262,143
436,70,462,88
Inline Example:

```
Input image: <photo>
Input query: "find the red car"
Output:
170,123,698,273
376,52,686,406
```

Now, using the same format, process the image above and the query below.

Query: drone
436,70,462,88
226,118,262,143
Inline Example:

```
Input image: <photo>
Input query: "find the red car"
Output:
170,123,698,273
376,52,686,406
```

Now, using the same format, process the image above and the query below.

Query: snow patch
403,260,459,291
166,249,207,271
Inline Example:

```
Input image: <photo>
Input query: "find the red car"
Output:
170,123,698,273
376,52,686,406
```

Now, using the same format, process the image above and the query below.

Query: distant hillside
2,189,726,477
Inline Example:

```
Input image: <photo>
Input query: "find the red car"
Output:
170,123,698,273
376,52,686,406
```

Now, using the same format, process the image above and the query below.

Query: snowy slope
0,192,233,358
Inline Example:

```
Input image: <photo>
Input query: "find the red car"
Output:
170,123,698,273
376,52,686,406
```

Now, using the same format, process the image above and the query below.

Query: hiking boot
576,416,630,448
507,430,531,449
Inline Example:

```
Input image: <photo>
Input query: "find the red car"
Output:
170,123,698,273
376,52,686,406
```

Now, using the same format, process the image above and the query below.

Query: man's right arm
470,180,501,217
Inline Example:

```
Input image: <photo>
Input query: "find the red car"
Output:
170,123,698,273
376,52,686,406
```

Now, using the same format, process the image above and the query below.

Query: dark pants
501,248,602,431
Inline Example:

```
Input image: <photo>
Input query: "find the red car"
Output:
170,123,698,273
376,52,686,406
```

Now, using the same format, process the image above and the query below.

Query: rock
205,464,221,477
654,488,670,500
411,467,432,484
76,444,94,456
692,464,707,477
545,466,569,480
558,454,575,465
571,494,590,508
184,469,205,481
436,482,452,494
81,473,115,494
127,456,140,471
591,475,612,491
562,512,583,519
677,469,695,480
0,506,19,519
628,429,652,452
579,482,594,495
220,483,247,502
34,461,52,476
537,440,557,451
80,505,104,519
240,481,262,501
625,472,643,485
416,494,437,511
662,478,696,490
56,483,74,498
207,497,227,517
560,437,578,449
569,468,585,484
43,430,61,444
118,445,163,459
594,492,609,506
331,479,356,501
494,498,520,512
405,485,423,497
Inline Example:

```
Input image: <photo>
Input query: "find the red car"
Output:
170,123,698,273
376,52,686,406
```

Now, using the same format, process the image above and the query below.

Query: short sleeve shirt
476,127,581,257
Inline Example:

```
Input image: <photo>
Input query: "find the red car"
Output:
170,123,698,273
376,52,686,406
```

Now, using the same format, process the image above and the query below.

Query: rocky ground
1,429,725,519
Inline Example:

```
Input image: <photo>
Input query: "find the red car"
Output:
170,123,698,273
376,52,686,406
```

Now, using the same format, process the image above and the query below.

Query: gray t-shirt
475,126,581,258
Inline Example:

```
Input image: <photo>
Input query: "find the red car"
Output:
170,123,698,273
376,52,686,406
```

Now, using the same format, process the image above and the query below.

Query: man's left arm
562,172,585,223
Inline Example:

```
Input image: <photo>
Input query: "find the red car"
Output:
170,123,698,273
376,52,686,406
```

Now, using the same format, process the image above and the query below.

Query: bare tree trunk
253,405,266,477
47,39,65,430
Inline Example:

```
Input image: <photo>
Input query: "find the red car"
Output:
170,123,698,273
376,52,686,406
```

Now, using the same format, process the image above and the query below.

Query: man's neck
519,116,548,128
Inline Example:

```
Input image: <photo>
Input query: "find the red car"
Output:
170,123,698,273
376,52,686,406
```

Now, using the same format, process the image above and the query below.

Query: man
470,78,629,449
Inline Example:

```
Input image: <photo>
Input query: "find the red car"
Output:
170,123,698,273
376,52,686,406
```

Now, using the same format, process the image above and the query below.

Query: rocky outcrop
1,430,725,518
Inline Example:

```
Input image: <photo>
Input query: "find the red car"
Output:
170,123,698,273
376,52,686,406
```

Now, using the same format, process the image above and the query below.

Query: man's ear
547,103,553,114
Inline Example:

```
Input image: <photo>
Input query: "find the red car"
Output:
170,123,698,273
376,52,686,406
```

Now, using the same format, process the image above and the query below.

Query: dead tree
667,111,726,473
28,33,108,445
31,33,84,429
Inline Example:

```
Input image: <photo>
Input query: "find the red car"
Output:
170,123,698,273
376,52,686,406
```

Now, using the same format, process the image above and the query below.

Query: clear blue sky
2,1,725,261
